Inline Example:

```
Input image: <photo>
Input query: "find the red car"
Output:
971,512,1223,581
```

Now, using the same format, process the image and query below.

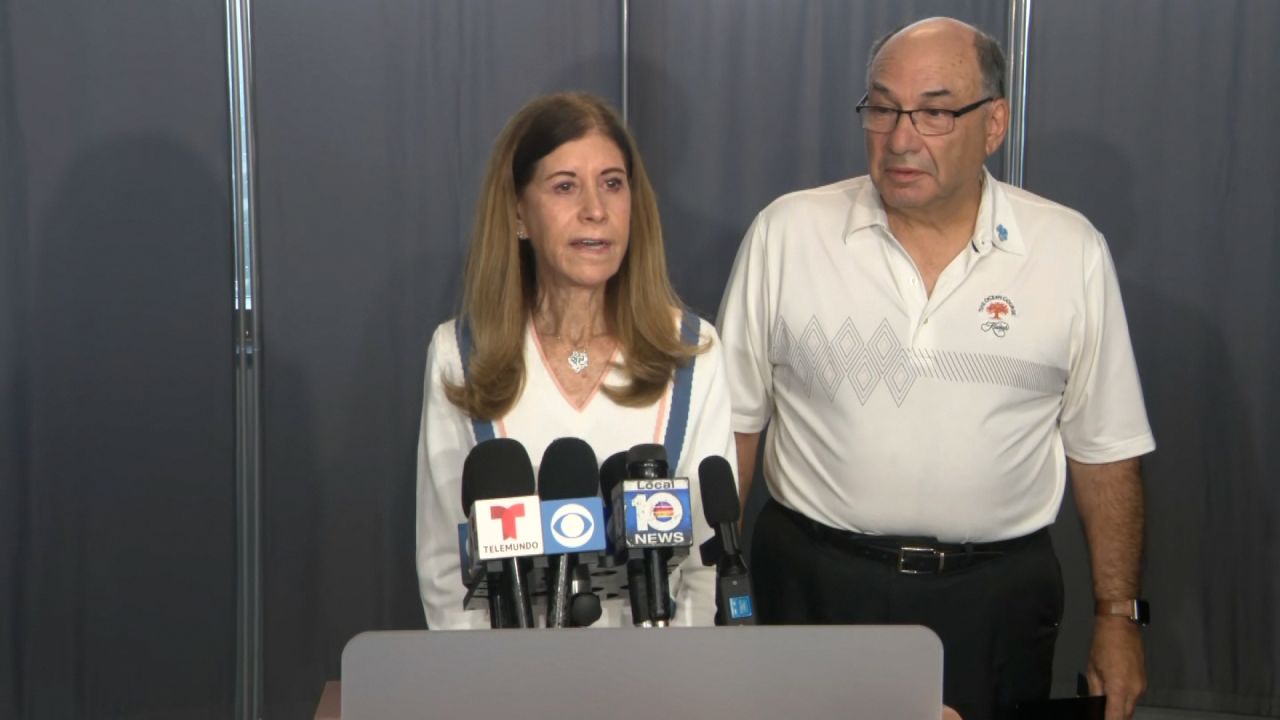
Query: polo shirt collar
843,168,1027,257
844,177,890,239
973,168,1026,256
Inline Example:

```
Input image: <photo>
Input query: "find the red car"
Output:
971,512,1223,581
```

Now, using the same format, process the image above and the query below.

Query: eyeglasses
855,94,994,136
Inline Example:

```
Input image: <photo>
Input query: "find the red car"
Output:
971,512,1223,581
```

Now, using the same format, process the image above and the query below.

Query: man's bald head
858,16,1011,221
866,18,1006,100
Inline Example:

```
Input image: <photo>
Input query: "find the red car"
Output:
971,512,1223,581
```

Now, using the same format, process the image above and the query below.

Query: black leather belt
778,501,1045,574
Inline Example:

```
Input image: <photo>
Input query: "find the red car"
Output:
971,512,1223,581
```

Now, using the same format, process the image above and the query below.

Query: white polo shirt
717,170,1155,543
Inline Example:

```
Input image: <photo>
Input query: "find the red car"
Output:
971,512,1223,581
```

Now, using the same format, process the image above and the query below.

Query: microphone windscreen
599,451,629,498
625,443,668,466
460,437,535,512
538,437,599,500
698,455,741,524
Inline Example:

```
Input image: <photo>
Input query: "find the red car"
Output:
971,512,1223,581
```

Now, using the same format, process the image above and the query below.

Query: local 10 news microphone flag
599,451,652,626
459,437,543,629
605,443,694,627
698,455,756,626
537,437,607,628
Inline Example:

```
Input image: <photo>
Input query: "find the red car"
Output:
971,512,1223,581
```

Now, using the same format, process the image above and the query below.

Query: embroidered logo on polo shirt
996,224,1009,242
978,295,1016,337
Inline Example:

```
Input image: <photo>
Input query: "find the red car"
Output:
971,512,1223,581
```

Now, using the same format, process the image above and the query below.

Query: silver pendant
567,350,589,374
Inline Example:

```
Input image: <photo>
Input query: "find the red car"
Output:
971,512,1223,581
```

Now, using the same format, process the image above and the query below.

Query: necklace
567,348,590,374
541,328,596,374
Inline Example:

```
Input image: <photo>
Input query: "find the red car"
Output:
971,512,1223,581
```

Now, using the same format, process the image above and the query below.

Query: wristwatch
1095,598,1150,627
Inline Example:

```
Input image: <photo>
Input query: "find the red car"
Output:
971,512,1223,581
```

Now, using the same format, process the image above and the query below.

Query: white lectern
341,625,943,720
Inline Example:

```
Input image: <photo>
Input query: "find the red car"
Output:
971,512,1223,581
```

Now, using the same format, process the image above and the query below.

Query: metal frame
225,0,262,718
1005,0,1033,187
620,0,630,124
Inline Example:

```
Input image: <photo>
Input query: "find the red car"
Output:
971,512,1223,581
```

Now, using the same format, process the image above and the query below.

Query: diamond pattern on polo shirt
770,315,800,391
883,353,919,407
813,345,843,400
793,316,844,397
770,315,796,365
848,350,880,404
867,319,902,372
832,319,864,370
801,317,826,356
788,317,832,396
792,355,814,395
767,315,1068,405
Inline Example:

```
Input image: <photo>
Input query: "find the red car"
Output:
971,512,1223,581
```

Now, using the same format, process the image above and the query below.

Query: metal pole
1004,0,1033,187
620,0,630,124
224,0,262,717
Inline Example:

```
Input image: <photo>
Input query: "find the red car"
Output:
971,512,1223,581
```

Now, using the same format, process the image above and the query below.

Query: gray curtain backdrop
0,2,236,719
1026,1,1280,714
2,1,1277,719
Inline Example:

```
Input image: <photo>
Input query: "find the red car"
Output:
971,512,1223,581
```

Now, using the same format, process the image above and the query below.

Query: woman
416,92,735,629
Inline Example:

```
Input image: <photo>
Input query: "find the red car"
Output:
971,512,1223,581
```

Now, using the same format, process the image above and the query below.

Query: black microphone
460,437,539,629
698,455,755,625
568,562,602,627
601,451,650,626
627,444,676,627
538,437,603,628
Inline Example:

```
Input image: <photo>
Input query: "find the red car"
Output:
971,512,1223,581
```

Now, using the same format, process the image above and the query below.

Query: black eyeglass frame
854,94,995,136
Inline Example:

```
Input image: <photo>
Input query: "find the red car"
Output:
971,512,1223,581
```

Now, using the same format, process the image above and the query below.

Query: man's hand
1086,616,1146,719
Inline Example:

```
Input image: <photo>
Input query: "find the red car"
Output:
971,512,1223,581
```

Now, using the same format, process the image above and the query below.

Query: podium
340,626,943,720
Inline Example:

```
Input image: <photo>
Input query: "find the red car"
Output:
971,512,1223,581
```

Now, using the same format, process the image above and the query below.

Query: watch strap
1095,598,1150,626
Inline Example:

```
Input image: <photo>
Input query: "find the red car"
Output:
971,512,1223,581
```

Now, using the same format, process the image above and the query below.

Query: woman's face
516,131,631,293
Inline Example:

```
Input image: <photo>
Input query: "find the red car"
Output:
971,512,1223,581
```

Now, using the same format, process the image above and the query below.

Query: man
717,18,1154,720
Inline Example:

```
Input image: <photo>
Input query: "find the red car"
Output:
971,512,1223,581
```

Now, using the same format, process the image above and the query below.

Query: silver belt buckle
897,546,945,574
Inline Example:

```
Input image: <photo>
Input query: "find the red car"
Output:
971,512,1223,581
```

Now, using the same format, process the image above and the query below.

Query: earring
516,228,528,240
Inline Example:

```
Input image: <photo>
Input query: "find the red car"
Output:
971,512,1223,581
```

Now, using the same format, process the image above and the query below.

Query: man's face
864,25,1007,217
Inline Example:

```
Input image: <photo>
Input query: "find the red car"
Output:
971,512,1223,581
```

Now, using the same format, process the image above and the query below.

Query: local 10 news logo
622,478,693,547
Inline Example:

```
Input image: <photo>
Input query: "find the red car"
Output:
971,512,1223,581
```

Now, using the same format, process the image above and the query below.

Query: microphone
627,445,674,626
601,451,650,626
617,444,693,627
460,438,543,628
568,563,602,627
698,455,755,625
537,437,606,628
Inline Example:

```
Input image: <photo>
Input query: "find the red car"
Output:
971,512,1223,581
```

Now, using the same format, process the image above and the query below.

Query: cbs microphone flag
541,497,606,554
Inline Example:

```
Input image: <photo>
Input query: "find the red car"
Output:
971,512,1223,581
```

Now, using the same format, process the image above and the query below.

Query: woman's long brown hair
445,92,699,421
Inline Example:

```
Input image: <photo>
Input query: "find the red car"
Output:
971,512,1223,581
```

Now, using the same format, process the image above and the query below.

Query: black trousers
752,499,1064,720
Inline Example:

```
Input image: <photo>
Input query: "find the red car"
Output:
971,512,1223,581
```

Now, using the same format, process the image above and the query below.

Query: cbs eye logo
549,503,596,548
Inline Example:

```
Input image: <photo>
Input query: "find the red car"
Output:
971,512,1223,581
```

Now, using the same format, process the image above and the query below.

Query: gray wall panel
0,2,236,718
251,2,620,716
1025,1,1280,714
